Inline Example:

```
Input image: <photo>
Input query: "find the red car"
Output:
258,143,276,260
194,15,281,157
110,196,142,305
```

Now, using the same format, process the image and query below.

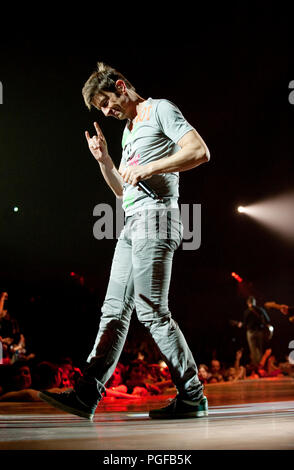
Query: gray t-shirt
120,98,194,215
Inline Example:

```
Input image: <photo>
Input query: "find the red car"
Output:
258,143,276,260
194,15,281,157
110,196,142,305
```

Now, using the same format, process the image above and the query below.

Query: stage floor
0,377,294,451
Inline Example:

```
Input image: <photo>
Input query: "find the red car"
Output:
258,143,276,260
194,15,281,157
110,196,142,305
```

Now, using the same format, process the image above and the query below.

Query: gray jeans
76,208,203,406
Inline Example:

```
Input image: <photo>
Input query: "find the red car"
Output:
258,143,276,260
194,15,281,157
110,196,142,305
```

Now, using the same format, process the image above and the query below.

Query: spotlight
231,272,243,283
13,206,19,213
236,191,294,242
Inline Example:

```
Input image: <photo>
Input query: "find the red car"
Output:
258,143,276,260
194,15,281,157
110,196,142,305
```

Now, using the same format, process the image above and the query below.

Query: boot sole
39,392,94,421
149,409,208,419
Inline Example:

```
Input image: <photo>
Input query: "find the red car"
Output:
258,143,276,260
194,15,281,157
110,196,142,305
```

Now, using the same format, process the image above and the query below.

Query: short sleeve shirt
120,98,194,215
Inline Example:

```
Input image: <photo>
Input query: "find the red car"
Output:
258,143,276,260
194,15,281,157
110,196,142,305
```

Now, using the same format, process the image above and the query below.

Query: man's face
92,90,130,120
13,366,32,390
199,366,208,379
211,360,220,373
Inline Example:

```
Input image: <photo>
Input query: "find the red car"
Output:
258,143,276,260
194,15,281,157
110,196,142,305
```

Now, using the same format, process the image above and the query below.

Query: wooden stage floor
0,377,294,452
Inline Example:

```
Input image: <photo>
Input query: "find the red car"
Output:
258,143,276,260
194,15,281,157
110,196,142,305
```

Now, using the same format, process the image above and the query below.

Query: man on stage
40,62,210,420
242,296,272,367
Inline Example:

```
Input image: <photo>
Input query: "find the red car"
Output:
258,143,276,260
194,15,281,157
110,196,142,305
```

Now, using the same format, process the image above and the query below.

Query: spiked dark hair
82,62,135,110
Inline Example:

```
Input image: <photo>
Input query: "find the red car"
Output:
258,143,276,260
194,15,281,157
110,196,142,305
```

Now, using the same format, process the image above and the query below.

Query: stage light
13,206,19,212
231,272,243,283
236,191,294,242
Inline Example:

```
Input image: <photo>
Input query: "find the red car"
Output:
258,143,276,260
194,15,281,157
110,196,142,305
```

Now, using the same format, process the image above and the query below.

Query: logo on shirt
123,193,135,209
127,153,140,166
133,104,152,123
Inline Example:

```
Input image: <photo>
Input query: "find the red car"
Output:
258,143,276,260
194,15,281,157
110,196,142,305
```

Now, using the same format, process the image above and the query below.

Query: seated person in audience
158,360,171,380
105,363,129,395
0,337,12,365
225,349,246,382
125,359,161,396
32,361,63,391
58,357,83,388
0,291,34,363
278,355,294,377
0,359,71,401
245,364,260,379
224,366,246,382
198,364,211,384
143,361,175,394
258,348,283,378
208,359,224,383
0,360,38,401
104,362,149,398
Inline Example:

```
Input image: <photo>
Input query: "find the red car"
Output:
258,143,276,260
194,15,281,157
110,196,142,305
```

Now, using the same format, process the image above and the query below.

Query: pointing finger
94,121,102,136
85,131,91,142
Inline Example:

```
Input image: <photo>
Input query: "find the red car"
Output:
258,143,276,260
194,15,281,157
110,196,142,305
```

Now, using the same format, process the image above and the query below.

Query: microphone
137,181,163,201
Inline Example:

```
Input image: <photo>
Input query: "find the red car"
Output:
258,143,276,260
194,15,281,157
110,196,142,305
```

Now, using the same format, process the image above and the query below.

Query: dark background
1,13,293,367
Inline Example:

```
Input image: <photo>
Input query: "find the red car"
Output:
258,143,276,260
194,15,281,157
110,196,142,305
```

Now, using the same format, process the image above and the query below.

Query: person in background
0,359,71,402
0,360,36,401
208,359,224,383
55,357,83,388
0,291,34,363
198,364,211,384
238,296,272,367
33,361,63,391
257,348,283,378
264,300,294,322
0,291,20,362
224,350,246,382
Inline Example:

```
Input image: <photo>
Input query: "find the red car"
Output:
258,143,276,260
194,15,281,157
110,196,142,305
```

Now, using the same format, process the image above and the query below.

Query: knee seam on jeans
102,272,134,321
138,312,174,327
116,266,134,320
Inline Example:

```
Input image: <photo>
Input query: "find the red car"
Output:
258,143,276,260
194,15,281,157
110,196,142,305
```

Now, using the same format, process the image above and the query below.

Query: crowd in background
1,289,294,402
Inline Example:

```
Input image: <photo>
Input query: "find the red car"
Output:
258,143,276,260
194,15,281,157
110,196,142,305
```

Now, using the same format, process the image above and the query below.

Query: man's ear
115,79,127,94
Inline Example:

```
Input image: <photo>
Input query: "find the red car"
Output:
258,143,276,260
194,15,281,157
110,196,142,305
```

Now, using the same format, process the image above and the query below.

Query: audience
0,360,38,401
257,349,283,378
58,357,83,388
0,343,293,401
0,290,35,364
198,364,210,384
32,361,63,391
0,358,76,402
208,359,224,383
223,349,246,382
1,286,294,402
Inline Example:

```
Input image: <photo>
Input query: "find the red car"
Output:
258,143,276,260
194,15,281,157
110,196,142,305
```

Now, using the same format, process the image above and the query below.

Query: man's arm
149,129,210,175
85,122,124,198
243,309,249,329
260,307,271,325
0,292,8,316
120,129,209,186
98,158,124,198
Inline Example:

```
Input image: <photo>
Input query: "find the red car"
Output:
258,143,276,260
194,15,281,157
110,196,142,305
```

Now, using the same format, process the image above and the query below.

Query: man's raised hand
85,122,109,163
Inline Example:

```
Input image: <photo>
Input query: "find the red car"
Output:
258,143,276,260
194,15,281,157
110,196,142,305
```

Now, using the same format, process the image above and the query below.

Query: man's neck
126,89,145,121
